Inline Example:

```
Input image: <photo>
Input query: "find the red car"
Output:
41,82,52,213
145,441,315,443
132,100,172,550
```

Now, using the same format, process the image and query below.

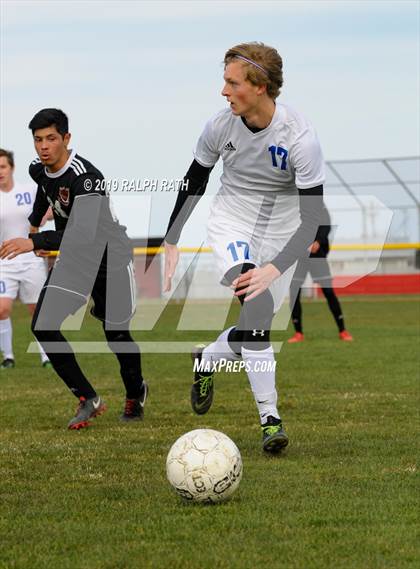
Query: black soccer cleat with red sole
120,381,148,421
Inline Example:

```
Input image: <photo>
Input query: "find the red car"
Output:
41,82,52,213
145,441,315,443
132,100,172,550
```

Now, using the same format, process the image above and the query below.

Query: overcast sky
1,0,419,242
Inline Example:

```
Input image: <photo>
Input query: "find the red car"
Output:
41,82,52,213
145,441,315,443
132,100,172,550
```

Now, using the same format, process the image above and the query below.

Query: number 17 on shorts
227,241,250,263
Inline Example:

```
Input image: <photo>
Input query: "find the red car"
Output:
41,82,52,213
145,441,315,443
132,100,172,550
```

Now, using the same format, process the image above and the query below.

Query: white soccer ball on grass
166,429,243,503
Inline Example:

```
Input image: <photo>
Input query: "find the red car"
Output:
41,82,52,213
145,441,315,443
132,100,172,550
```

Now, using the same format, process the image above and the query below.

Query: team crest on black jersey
58,187,70,206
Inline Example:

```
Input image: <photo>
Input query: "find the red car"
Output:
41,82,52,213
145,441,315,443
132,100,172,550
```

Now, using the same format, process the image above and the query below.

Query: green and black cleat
0,358,15,370
191,345,214,415
261,416,289,453
68,395,107,430
120,381,148,421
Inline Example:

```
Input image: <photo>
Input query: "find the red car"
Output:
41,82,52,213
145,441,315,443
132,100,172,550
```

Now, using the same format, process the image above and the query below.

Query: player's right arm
27,161,50,230
28,186,50,229
163,117,220,292
163,160,213,292
164,160,213,245
29,207,54,256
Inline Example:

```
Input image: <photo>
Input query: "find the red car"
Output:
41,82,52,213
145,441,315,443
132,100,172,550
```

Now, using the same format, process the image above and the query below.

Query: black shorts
90,261,136,325
292,257,333,288
33,260,136,332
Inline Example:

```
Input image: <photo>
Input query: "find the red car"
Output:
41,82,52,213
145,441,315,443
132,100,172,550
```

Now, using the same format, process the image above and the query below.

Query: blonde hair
0,148,14,168
224,42,283,100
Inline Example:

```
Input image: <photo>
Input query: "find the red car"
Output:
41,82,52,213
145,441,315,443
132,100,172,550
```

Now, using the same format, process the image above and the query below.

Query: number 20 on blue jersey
15,192,32,206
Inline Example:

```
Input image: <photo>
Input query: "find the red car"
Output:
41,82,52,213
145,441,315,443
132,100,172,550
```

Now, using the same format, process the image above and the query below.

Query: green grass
0,296,419,569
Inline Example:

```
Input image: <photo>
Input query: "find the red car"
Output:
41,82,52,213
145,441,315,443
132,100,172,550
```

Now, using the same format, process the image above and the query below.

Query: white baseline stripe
73,157,87,173
127,261,136,313
70,161,83,175
70,165,83,176
43,284,88,299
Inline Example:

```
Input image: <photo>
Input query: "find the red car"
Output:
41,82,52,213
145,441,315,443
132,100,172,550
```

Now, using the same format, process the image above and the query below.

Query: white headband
234,55,269,76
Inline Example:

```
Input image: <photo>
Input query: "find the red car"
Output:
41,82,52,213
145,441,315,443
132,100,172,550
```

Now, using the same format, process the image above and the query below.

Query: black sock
103,327,143,398
119,362,144,399
321,287,345,332
290,288,303,333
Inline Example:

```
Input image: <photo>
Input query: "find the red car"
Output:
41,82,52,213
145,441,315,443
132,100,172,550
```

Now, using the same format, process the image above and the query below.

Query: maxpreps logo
58,187,70,206
193,358,276,374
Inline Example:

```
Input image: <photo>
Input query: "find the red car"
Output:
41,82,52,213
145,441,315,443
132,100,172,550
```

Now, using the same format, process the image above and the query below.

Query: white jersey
194,103,325,239
0,182,44,267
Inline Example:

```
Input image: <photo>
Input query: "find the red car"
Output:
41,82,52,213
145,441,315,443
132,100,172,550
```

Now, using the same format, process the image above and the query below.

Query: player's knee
222,262,256,287
31,311,58,338
222,263,257,306
103,327,139,354
31,323,60,343
321,285,334,298
238,289,274,350
104,329,131,342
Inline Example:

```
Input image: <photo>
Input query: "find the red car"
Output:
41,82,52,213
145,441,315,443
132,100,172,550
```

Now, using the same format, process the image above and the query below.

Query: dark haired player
288,206,353,343
163,42,326,453
0,108,147,429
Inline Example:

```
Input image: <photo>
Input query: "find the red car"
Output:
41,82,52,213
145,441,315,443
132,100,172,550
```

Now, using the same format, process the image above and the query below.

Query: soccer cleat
42,360,53,368
67,395,107,430
120,381,148,421
339,330,353,342
0,358,15,369
261,416,289,453
191,344,214,415
287,332,304,343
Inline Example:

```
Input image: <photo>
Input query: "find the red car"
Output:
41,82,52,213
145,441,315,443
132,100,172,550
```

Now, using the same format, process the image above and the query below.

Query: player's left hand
231,263,281,301
0,238,34,260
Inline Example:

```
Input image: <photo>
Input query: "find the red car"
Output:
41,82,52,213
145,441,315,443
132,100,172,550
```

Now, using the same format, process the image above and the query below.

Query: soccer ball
166,429,243,503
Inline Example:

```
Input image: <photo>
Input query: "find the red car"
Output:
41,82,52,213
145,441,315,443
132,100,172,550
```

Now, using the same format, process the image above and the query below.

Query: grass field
0,296,419,569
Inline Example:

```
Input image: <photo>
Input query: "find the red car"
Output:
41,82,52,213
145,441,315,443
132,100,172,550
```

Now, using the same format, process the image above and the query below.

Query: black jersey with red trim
28,150,132,271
